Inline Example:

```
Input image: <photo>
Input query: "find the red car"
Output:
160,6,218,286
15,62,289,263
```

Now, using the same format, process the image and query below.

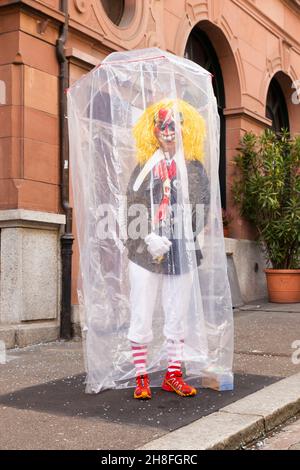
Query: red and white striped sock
131,342,148,377
167,339,184,374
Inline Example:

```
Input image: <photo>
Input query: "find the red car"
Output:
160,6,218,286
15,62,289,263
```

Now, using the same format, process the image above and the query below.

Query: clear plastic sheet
67,48,234,393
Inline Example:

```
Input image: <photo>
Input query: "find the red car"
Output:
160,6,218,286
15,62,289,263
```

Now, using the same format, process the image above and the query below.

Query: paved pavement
0,301,299,450
234,302,300,378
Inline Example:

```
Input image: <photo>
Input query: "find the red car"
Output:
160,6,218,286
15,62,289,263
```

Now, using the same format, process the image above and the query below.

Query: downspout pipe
56,0,74,340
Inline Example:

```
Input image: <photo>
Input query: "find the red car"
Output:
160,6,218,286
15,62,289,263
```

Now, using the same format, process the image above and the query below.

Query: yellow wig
133,99,206,164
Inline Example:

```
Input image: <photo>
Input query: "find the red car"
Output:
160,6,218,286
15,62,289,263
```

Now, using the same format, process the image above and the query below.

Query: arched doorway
266,76,290,133
185,27,226,208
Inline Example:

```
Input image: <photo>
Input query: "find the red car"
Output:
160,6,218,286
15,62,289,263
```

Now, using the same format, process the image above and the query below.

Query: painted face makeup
153,108,183,154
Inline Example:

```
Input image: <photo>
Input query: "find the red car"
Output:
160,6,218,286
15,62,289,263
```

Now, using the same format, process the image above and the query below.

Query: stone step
0,322,59,350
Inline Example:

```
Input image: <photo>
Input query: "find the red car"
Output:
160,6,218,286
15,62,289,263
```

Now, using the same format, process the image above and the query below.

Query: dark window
101,0,125,26
185,28,226,208
266,78,290,133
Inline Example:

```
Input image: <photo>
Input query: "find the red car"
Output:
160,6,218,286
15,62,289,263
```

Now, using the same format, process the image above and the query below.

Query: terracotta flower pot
265,269,300,303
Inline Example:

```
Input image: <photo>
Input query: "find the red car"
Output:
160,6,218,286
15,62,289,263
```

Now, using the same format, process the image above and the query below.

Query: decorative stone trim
232,0,300,52
69,0,150,49
74,0,88,14
95,0,140,35
0,210,66,229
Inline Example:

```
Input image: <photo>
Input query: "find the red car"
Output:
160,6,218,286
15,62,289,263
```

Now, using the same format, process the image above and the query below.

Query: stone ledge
0,209,66,228
0,322,60,349
16,322,60,348
224,106,273,127
0,326,16,349
66,47,100,67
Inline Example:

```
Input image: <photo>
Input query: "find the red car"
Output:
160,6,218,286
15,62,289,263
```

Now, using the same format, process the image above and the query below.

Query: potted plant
232,129,300,303
222,209,232,238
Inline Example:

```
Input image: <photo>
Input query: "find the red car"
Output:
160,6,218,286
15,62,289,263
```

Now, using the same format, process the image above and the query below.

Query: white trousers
127,260,193,344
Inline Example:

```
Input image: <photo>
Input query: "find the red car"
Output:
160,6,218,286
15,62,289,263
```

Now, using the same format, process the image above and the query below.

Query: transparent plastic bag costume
67,48,234,393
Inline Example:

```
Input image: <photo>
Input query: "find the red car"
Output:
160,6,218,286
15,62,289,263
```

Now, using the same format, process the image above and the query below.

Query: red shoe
134,374,152,399
162,370,197,397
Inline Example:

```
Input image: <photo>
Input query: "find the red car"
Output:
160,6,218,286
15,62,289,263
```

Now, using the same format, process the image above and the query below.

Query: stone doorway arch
265,71,300,135
183,20,243,209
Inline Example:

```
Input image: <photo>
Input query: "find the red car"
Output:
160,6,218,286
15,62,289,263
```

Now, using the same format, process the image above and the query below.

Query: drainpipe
56,0,74,340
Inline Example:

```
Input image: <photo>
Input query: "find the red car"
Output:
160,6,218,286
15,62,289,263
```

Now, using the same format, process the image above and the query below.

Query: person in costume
126,99,210,399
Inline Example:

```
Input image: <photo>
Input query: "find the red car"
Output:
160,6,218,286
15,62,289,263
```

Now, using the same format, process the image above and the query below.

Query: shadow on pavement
0,373,280,431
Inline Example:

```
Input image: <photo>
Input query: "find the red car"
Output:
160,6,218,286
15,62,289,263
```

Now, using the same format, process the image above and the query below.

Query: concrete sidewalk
0,301,299,450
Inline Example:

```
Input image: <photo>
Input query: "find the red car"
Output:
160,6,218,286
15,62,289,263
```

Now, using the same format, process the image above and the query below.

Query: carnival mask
153,108,183,153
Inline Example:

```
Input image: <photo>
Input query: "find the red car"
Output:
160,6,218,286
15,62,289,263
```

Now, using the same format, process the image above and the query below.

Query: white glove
144,232,172,258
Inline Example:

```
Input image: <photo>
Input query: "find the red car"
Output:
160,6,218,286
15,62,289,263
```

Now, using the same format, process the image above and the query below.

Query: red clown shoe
134,374,152,399
162,370,197,397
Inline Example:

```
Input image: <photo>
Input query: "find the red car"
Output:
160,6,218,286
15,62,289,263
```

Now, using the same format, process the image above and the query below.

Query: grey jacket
125,159,210,275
